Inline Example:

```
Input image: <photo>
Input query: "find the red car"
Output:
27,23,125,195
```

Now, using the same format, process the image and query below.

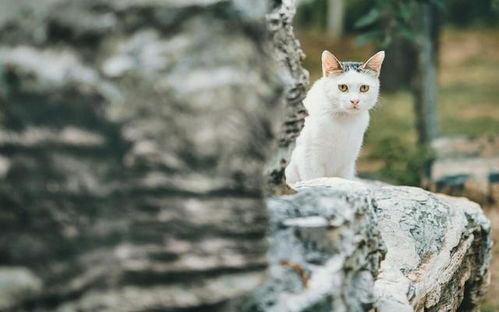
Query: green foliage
295,0,499,35
295,0,328,31
354,8,380,28
369,136,435,186
354,0,442,48
446,0,499,27
480,305,498,312
353,0,499,47
354,30,384,46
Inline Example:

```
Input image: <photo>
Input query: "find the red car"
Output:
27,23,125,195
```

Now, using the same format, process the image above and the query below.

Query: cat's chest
313,114,368,145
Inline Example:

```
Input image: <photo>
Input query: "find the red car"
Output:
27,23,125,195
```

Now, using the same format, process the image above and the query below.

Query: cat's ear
361,51,385,77
322,50,343,76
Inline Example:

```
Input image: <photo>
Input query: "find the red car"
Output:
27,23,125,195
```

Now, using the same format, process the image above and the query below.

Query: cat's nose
350,99,360,105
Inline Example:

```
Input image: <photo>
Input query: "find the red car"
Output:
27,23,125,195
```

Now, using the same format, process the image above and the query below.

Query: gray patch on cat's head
341,61,363,72
340,61,378,77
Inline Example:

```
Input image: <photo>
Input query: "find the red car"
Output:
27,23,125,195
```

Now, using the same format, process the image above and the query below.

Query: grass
438,29,499,138
296,28,499,310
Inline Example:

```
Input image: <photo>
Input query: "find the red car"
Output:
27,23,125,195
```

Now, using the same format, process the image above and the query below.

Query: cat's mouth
346,107,361,113
333,105,363,116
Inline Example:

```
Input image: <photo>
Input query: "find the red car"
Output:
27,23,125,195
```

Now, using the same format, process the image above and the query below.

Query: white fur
285,68,381,185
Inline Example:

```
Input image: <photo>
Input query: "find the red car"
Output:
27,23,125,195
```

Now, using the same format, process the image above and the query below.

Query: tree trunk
413,3,440,145
380,38,417,92
327,0,345,40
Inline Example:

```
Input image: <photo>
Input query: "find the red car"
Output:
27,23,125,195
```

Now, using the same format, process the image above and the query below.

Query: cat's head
320,50,385,115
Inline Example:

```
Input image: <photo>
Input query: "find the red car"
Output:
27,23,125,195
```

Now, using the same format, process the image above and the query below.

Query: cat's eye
338,84,348,92
360,85,370,92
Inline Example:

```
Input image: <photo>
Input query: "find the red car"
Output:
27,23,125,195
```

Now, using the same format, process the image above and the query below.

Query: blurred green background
295,0,499,185
293,0,499,309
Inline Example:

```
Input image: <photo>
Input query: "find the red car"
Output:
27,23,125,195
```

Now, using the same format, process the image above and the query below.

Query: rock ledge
247,178,491,312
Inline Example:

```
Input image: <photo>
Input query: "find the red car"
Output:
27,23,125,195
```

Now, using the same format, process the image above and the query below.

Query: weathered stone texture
265,0,309,189
246,178,491,312
0,0,280,311
373,186,491,312
244,178,386,312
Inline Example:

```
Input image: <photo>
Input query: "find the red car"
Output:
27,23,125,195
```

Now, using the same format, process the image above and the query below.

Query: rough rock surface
427,136,499,206
0,0,281,311
265,0,310,189
244,179,386,312
247,178,491,312
373,186,491,311
0,268,42,311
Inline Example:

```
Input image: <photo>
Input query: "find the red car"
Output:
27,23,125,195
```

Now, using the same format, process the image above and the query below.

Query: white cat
285,50,385,185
